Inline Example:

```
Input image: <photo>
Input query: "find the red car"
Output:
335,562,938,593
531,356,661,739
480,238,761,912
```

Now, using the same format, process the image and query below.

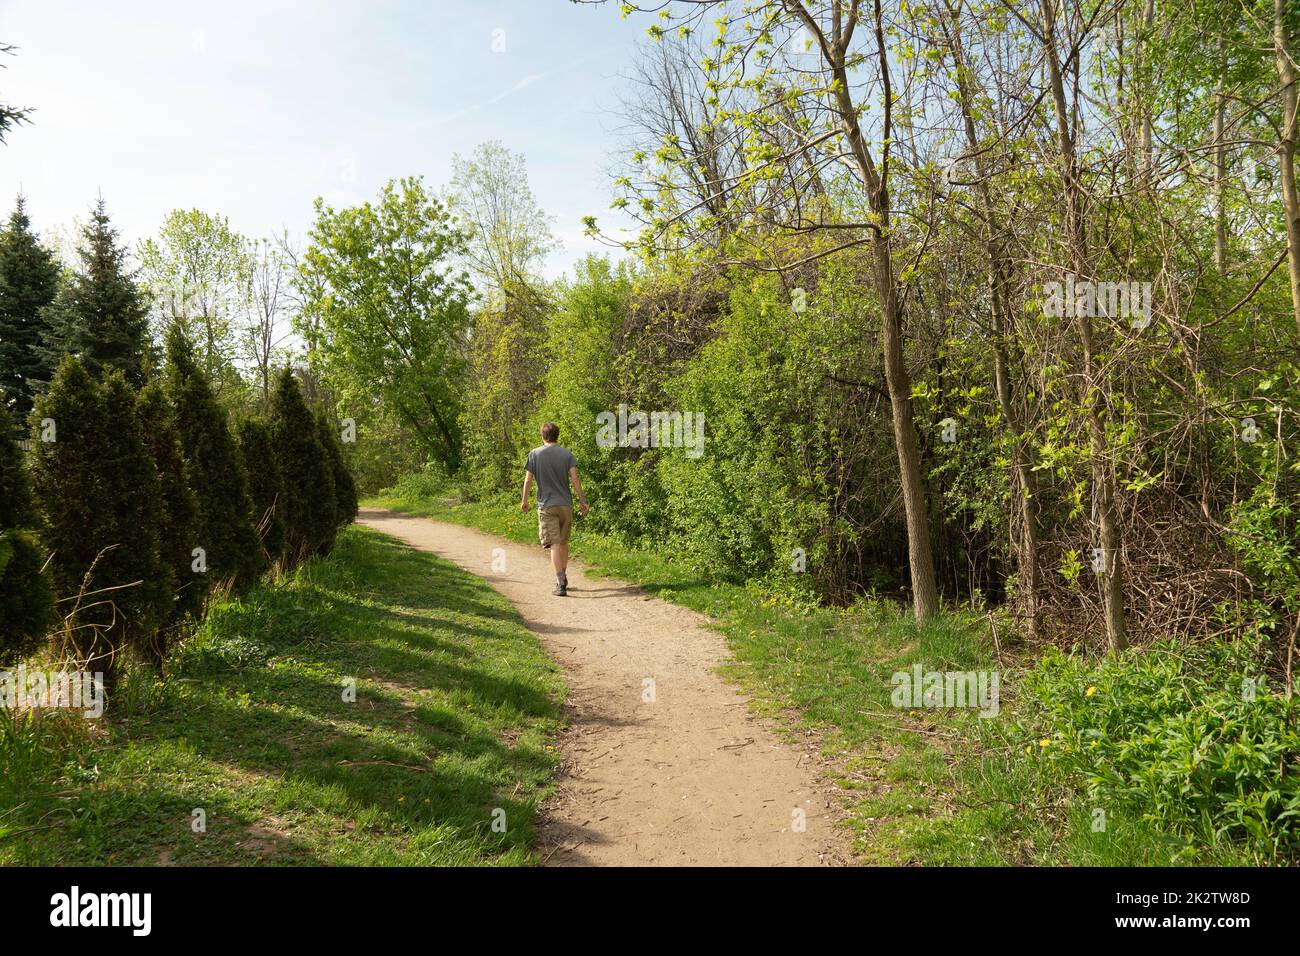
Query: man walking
521,422,589,596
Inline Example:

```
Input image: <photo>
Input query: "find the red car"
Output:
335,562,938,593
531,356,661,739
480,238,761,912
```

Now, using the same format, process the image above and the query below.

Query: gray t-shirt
525,444,577,509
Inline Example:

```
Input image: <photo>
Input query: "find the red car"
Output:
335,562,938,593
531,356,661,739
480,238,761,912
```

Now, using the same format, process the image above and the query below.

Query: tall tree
31,360,169,687
450,142,556,487
164,326,265,594
40,199,153,386
138,209,252,397
314,406,359,535
0,197,62,418
246,238,294,407
136,380,203,643
269,367,336,561
297,177,474,473
236,415,288,566
601,1,943,621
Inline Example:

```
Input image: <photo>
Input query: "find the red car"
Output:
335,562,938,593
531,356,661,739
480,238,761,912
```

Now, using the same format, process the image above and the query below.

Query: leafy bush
236,416,288,566
269,368,336,561
1019,640,1300,859
0,403,54,662
136,381,202,648
30,361,169,686
383,464,453,502
315,407,358,535
165,327,265,593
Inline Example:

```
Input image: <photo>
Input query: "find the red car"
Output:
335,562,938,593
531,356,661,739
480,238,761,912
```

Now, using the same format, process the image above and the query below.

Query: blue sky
0,0,643,278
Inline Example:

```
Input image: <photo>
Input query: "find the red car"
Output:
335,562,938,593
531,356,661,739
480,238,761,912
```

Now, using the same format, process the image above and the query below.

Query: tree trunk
1276,0,1300,338
874,241,941,622
1214,38,1228,273
807,1,940,623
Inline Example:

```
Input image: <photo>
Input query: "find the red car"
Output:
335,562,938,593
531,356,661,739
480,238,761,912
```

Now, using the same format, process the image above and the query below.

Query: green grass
0,525,566,866
366,486,1269,866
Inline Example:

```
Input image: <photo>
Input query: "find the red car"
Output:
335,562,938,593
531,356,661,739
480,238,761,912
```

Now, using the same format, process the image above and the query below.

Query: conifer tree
137,381,203,653
315,406,358,534
164,326,265,593
0,402,54,663
270,367,335,562
0,197,61,419
30,360,168,685
236,416,287,566
40,199,153,387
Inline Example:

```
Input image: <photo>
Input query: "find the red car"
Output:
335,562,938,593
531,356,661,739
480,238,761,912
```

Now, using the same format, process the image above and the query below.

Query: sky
0,0,644,278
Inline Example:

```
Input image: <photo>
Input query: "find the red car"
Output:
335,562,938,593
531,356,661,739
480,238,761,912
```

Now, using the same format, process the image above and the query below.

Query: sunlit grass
0,525,566,866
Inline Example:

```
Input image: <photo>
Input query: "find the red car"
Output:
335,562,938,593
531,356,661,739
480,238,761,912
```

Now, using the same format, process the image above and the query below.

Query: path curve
357,508,850,866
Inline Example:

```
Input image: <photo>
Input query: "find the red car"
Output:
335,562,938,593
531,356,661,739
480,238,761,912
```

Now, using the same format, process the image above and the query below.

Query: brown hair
540,422,560,442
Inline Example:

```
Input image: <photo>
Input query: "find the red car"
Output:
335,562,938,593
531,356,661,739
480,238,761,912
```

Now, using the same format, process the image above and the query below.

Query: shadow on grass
1,526,565,867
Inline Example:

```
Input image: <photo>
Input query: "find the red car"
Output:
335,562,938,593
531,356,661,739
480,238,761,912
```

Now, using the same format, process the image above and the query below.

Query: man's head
540,422,560,443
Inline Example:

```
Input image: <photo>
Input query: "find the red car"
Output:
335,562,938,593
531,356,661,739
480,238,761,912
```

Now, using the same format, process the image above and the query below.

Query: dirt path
356,508,851,866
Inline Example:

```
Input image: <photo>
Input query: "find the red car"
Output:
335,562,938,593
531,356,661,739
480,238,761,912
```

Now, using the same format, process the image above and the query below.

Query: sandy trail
356,508,850,867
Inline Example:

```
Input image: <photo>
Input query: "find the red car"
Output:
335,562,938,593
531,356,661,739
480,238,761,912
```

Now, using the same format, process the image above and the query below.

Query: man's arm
569,466,589,517
520,470,533,513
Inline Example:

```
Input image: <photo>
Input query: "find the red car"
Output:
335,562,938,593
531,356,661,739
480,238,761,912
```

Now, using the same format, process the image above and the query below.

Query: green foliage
529,256,632,510
137,209,252,397
136,381,203,643
1020,641,1300,859
0,530,54,663
335,401,427,495
236,416,288,566
298,177,473,473
452,142,556,489
0,403,55,662
165,326,265,593
313,407,359,533
30,360,169,684
461,283,549,491
0,401,38,529
0,197,61,419
269,367,336,561
39,200,153,387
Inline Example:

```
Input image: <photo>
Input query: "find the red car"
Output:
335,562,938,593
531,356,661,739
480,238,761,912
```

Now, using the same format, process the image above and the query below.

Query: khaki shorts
538,506,573,549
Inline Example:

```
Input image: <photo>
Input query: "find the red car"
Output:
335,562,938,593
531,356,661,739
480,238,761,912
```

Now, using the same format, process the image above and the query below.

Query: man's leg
551,508,572,594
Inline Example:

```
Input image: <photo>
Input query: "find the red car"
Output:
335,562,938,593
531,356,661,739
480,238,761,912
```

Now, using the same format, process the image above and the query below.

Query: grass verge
0,525,565,866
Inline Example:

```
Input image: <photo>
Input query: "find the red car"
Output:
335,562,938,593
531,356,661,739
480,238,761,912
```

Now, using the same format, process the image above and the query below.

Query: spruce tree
315,406,359,534
164,326,265,593
39,199,153,387
137,381,203,654
270,367,335,562
30,360,168,685
236,416,287,567
0,197,62,419
0,403,54,663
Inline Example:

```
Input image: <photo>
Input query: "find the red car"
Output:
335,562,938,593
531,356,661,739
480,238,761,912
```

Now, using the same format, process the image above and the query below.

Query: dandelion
1085,686,1098,697
1038,738,1051,748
